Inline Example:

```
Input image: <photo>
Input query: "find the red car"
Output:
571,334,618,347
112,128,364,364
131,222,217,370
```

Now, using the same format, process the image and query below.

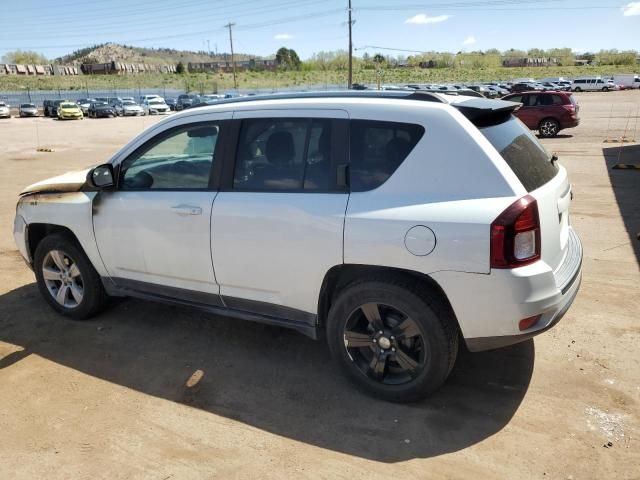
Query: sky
0,0,638,61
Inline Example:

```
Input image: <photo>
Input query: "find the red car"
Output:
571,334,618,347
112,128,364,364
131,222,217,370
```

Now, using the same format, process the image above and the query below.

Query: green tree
1,50,48,64
176,61,185,74
373,53,386,64
276,47,302,70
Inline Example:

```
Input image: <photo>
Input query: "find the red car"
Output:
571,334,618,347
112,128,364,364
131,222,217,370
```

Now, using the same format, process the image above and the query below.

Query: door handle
171,205,202,216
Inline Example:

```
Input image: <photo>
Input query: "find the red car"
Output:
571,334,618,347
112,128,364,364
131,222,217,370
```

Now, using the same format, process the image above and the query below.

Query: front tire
34,234,108,320
327,278,458,402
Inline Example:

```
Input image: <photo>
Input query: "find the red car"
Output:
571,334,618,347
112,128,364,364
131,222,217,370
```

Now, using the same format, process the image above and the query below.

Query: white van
571,77,613,92
612,74,640,89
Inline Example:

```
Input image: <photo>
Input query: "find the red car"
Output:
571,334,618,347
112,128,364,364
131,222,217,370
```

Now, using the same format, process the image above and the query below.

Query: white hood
21,168,92,195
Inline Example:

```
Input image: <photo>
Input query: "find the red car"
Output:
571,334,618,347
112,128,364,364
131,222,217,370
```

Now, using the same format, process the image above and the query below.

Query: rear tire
34,234,108,320
539,118,560,138
327,278,458,402
574,87,582,92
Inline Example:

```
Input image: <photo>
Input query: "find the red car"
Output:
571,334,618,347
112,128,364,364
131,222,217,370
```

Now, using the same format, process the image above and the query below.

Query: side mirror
89,164,115,189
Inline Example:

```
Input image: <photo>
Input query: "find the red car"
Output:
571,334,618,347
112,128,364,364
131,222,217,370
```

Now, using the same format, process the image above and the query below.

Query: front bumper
13,214,31,264
433,227,583,352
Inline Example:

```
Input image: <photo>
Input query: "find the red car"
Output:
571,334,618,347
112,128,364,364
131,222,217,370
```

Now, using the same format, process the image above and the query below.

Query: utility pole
207,40,211,57
348,0,353,89
225,22,238,90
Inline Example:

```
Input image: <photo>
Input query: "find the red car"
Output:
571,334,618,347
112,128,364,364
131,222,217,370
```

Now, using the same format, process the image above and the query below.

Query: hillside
55,42,259,65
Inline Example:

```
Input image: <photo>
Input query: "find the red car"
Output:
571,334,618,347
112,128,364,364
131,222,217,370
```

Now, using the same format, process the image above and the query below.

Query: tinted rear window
480,116,558,192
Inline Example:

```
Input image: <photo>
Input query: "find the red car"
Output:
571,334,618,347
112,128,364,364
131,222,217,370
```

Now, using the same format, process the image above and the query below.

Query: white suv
13,91,582,401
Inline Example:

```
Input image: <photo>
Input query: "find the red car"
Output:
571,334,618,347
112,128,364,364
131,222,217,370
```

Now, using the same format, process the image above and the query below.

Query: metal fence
0,84,346,108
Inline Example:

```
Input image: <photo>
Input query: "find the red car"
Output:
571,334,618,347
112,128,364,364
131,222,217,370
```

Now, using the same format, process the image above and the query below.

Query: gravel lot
0,92,639,479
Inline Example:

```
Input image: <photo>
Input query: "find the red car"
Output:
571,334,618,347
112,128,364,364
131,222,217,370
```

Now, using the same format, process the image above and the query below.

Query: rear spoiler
450,98,521,127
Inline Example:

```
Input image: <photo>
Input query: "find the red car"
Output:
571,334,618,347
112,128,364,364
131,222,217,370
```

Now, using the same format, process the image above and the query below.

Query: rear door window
349,120,424,192
233,118,335,191
480,116,558,192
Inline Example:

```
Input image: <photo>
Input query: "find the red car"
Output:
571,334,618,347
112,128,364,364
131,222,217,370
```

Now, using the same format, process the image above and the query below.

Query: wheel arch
317,264,460,332
27,223,83,263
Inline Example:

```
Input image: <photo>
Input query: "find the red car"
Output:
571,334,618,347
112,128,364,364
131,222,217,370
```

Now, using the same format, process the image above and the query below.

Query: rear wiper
550,153,558,165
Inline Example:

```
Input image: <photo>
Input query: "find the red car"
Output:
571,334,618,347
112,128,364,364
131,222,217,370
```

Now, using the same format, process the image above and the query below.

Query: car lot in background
19,103,38,117
0,102,11,118
0,90,638,478
503,91,579,137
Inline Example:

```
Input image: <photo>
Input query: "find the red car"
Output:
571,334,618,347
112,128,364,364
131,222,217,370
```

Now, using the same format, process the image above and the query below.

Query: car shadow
602,143,640,265
0,283,534,462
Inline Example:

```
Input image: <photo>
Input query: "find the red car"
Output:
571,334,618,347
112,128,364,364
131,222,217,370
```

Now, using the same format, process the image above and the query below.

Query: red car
502,91,579,137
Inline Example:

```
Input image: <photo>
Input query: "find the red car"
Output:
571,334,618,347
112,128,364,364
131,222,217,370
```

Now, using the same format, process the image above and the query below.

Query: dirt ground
0,93,639,479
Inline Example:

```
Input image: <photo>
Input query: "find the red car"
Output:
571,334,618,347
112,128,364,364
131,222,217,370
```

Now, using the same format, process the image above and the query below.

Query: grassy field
0,64,636,92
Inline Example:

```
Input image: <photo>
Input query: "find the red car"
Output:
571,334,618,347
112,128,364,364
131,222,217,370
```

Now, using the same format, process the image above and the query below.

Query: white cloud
622,2,640,16
404,14,450,25
274,33,293,40
462,35,476,46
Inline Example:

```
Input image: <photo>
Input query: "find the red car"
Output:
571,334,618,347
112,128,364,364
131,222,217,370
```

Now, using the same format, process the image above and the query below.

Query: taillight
490,195,541,268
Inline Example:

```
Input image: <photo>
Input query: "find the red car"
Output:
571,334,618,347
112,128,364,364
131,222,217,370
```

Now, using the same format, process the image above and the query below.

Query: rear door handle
171,205,202,216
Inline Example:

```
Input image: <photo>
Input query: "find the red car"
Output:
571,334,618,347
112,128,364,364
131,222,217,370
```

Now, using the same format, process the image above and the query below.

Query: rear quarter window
349,120,424,192
480,116,558,192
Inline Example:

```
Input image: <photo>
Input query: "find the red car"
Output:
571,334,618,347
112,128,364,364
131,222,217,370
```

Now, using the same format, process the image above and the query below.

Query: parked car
165,98,177,111
511,82,544,93
142,98,171,115
540,81,570,92
19,103,38,117
114,100,144,117
612,74,640,89
571,77,611,92
0,102,10,118
484,85,509,97
466,84,498,98
42,100,53,117
139,94,161,104
43,99,65,117
76,98,95,115
57,102,83,120
13,91,582,402
88,101,116,118
176,94,200,111
503,91,579,137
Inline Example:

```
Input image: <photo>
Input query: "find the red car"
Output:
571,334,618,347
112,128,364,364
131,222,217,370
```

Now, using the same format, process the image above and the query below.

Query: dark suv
503,91,579,137
176,94,200,111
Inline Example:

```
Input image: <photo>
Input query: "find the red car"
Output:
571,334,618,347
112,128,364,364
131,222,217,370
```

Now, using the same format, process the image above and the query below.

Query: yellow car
57,102,83,120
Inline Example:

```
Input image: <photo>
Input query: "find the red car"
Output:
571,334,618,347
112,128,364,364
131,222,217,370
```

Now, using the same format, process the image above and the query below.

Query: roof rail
191,90,447,109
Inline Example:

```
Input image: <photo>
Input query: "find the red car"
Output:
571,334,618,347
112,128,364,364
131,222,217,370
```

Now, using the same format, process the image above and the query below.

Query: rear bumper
562,118,580,129
432,227,583,352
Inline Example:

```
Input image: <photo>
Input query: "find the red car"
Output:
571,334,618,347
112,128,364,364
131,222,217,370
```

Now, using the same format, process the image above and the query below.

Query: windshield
480,116,558,192
149,100,165,105
61,103,77,108
21,104,35,108
123,101,137,106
